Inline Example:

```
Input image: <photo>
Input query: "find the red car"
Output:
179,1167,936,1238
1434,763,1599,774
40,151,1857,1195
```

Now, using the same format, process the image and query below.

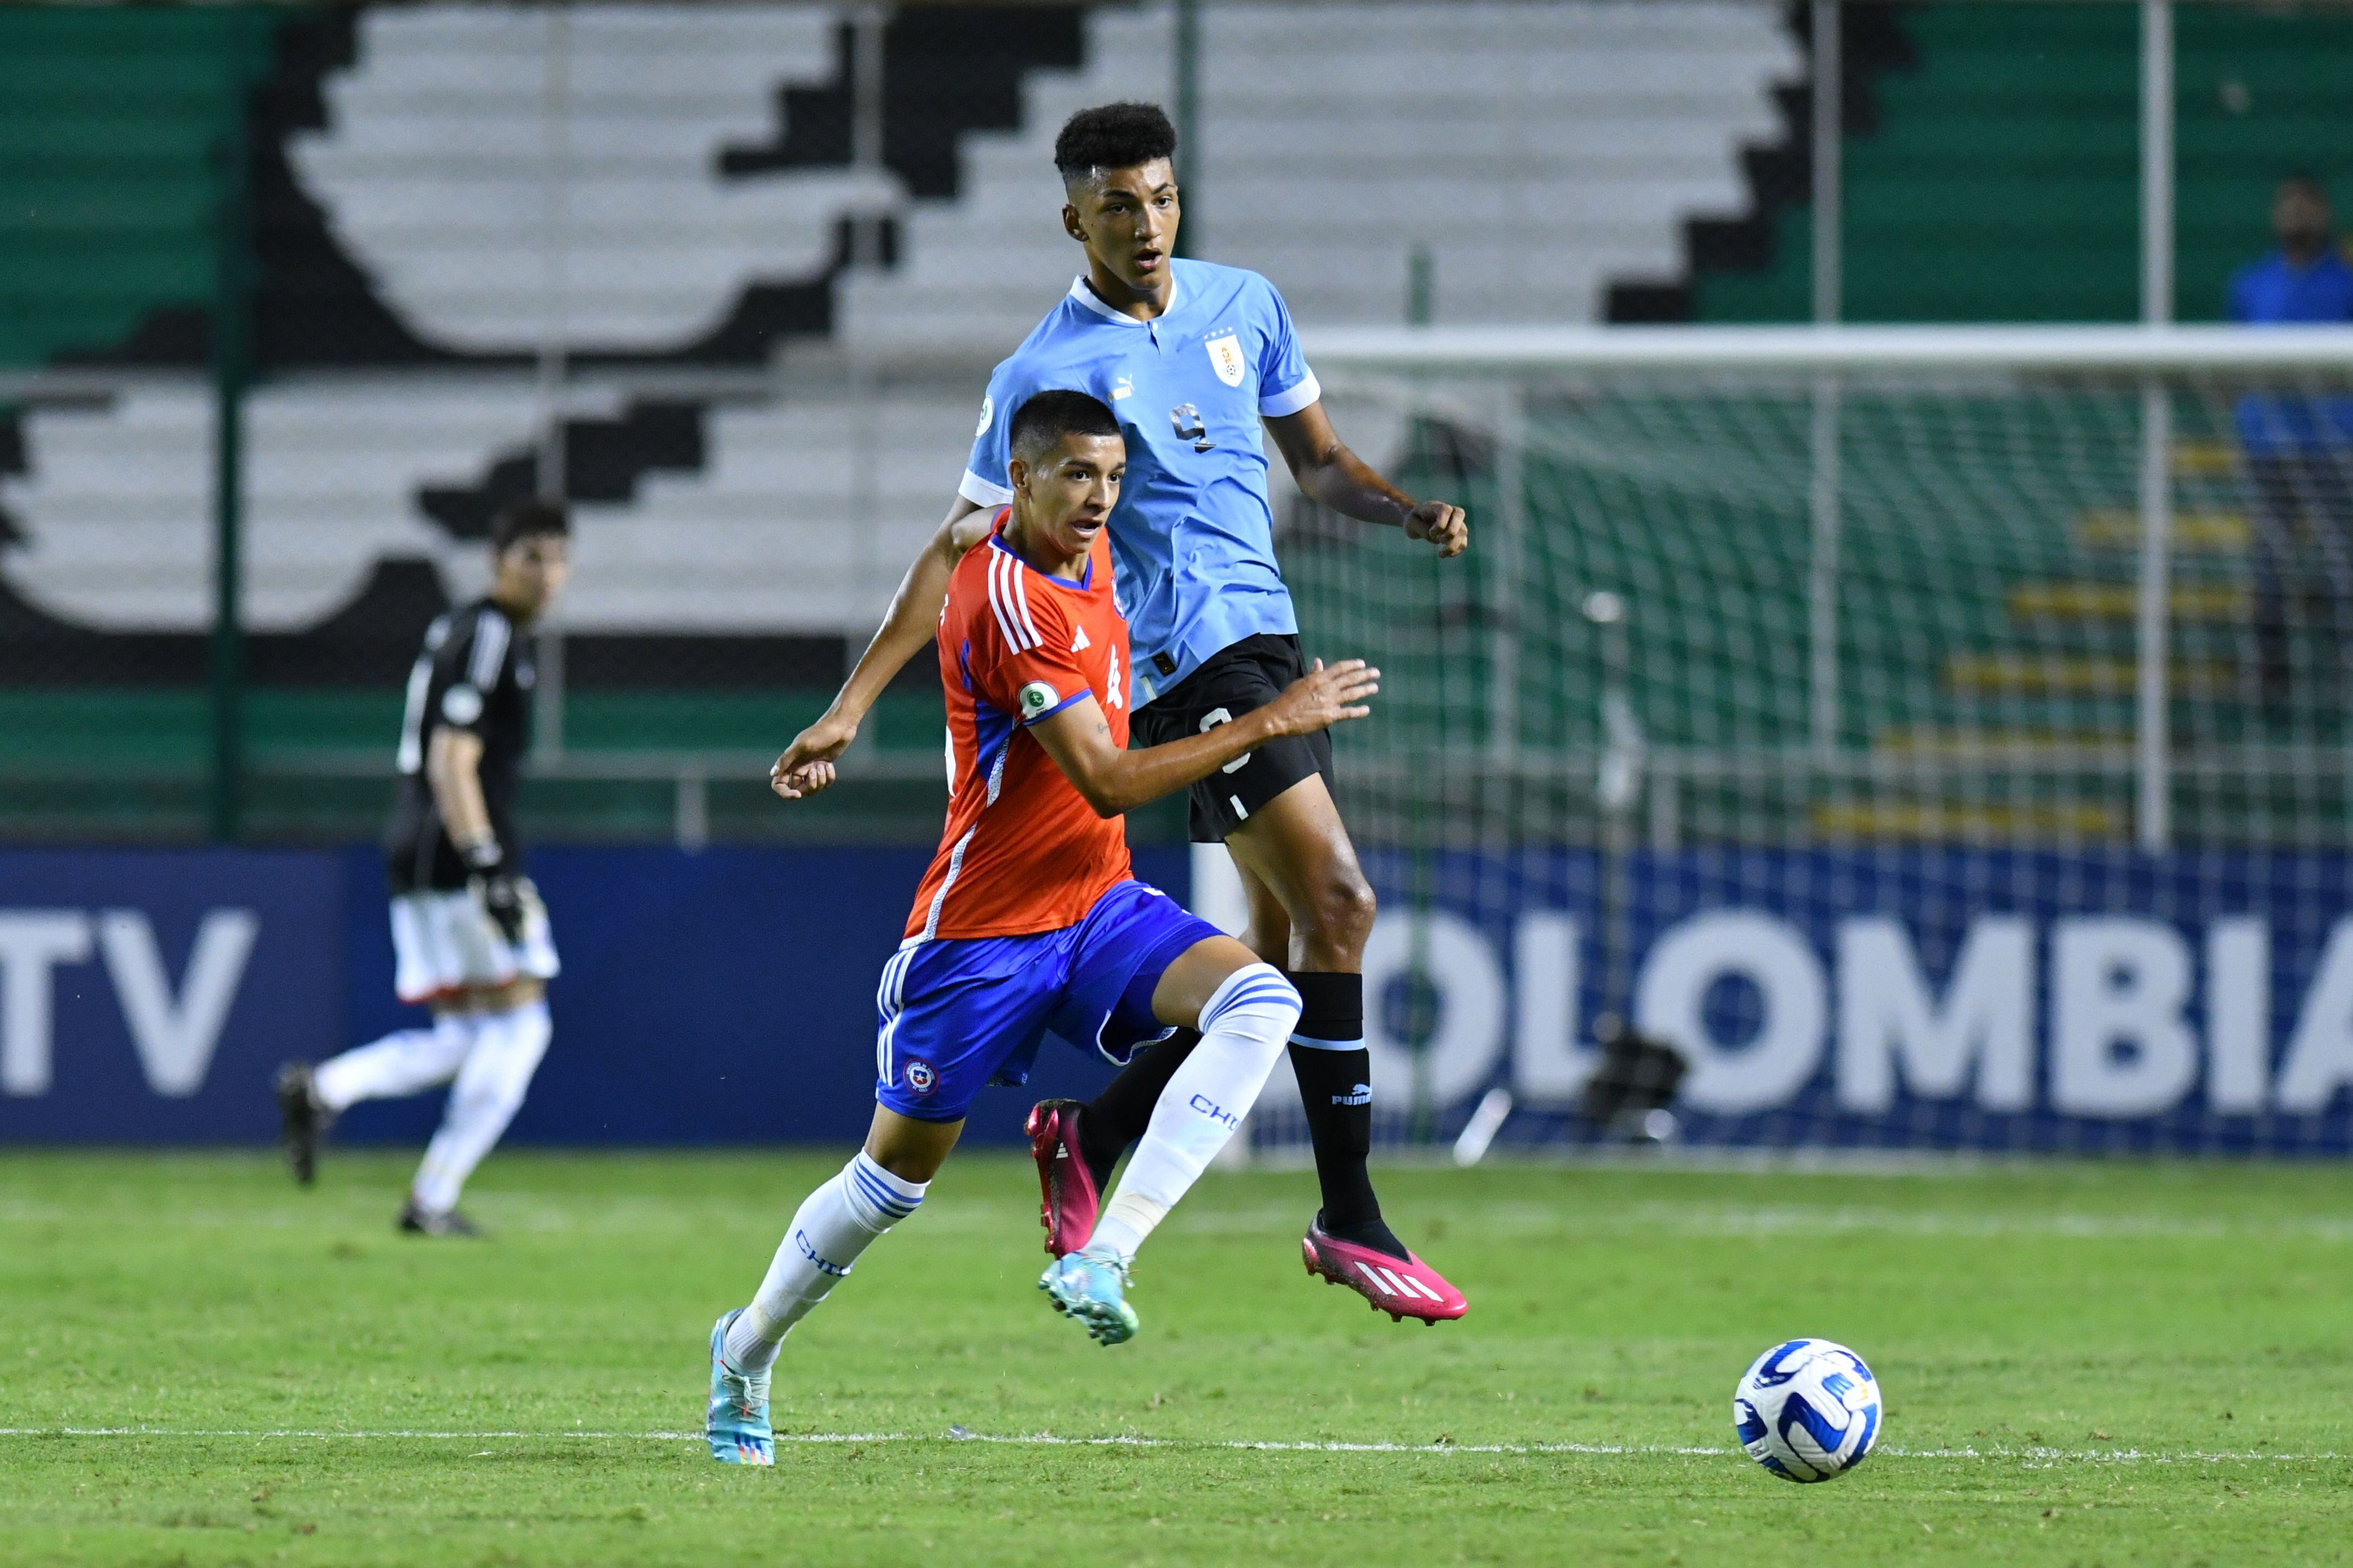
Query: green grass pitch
2,1149,2348,1565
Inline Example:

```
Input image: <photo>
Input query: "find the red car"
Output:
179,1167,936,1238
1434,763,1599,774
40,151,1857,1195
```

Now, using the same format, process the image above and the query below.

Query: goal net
1213,325,2353,1158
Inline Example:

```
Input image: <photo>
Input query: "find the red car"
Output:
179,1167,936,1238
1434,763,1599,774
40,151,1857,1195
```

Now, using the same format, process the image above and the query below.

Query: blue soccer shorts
872,879,1223,1123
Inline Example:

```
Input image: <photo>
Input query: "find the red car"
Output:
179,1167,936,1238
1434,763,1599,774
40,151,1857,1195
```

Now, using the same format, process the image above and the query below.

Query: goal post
1220,324,2353,1158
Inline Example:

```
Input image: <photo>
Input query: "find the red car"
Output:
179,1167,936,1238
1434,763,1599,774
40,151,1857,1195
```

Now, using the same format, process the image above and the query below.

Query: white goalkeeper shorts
390,885,560,1005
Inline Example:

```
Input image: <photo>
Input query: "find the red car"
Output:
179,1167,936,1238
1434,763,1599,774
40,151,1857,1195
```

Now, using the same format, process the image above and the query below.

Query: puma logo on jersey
1071,626,1090,652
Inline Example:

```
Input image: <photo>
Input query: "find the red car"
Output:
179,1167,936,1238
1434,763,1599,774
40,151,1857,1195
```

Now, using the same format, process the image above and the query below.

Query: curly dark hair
1053,102,1177,181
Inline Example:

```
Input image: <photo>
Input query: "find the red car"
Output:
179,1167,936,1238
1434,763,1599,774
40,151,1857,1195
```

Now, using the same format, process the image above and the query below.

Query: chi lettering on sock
794,1228,854,1279
1188,1092,1240,1129
1085,964,1301,1264
726,1151,927,1372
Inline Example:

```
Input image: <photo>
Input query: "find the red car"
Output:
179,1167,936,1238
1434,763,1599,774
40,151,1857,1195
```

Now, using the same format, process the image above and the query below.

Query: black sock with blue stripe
1286,971,1406,1260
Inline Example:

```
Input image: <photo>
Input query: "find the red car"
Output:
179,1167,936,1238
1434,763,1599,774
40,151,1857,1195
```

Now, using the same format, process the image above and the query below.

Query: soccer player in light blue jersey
775,102,1469,1321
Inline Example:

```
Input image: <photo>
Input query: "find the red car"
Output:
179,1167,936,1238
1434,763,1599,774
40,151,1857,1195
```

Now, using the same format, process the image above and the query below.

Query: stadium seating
4,2,1798,653
7,1,2349,845
291,5,883,354
0,1,1809,840
1681,2,2353,323
1648,2,2353,822
0,7,275,367
839,3,1797,352
8,382,523,632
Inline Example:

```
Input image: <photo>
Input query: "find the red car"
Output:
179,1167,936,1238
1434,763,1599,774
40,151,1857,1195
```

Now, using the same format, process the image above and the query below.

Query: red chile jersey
903,514,1133,942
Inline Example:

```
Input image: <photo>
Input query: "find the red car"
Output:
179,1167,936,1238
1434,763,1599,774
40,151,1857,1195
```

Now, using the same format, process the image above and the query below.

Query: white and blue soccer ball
1732,1338,1881,1483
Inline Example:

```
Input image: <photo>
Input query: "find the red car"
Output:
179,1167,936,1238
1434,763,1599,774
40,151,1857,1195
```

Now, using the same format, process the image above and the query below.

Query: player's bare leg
1220,776,1466,1319
1077,780,1383,1232
1226,809,1467,1319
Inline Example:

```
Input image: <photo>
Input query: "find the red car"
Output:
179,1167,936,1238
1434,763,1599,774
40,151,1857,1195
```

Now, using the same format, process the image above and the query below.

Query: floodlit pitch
3,1150,2349,1565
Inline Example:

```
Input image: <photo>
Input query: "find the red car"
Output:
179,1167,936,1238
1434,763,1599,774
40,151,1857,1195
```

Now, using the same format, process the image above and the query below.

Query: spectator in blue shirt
2227,174,2353,709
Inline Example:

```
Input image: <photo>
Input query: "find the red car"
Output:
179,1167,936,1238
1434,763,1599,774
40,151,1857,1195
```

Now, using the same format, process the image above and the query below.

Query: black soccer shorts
1131,633,1336,844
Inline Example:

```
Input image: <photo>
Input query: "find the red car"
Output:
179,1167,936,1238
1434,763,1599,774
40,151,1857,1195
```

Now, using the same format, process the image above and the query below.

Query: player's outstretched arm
771,498,998,801
1265,401,1468,558
1031,658,1379,818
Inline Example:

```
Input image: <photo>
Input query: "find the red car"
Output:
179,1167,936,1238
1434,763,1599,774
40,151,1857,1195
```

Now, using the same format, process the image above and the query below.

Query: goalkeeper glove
462,839,528,946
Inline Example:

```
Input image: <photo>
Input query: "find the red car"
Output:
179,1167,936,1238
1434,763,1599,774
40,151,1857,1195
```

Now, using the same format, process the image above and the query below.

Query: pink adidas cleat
1302,1217,1467,1324
1025,1099,1100,1257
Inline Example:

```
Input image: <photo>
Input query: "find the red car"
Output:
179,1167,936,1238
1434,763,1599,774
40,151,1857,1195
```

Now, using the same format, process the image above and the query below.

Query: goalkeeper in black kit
274,500,571,1236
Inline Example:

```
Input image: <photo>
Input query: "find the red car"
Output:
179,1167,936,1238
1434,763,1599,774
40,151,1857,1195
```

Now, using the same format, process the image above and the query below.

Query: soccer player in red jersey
704,391,1379,1464
774,104,1467,1323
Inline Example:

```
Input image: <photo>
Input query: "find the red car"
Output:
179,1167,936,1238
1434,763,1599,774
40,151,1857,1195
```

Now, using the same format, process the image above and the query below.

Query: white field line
0,1428,2337,1465
8,1197,2350,1244
1162,1202,2353,1242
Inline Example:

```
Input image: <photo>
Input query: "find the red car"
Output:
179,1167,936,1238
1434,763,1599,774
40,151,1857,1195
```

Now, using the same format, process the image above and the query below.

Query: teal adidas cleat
1038,1245,1140,1346
706,1309,773,1465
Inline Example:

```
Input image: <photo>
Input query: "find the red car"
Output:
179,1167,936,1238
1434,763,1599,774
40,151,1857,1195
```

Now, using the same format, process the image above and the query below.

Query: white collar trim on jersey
987,527,1093,590
1067,270,1181,326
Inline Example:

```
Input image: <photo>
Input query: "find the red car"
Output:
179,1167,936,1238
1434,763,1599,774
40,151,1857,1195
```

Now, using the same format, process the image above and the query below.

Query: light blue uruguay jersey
958,257,1322,703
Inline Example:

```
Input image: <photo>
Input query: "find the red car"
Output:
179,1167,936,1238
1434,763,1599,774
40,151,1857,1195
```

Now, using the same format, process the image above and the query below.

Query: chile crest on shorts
902,1059,937,1095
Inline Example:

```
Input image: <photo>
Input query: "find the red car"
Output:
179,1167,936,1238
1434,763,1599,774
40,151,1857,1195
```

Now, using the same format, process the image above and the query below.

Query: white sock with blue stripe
1088,962,1301,1263
724,1150,926,1372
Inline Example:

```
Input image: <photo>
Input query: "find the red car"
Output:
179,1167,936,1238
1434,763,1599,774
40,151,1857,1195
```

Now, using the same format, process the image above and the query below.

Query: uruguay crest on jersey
903,513,1134,943
1204,329,1248,387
